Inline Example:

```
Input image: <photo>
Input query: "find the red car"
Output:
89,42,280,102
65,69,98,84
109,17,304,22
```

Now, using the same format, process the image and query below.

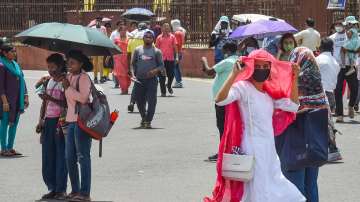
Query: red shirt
174,31,185,53
155,33,178,61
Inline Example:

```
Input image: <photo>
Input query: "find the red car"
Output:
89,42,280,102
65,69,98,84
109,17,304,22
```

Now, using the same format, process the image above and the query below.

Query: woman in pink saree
113,25,131,94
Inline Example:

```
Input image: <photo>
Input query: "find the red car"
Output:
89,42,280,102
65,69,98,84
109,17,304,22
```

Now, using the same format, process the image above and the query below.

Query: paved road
0,70,359,202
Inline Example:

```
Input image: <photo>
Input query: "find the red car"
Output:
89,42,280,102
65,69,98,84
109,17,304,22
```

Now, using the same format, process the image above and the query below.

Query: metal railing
0,0,358,47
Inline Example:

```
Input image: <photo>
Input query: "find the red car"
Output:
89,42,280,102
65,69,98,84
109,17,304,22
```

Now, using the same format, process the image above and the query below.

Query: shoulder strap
75,73,98,114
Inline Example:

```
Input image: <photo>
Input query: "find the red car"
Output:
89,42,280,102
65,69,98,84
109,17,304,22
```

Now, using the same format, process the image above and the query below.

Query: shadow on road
132,127,164,130
0,155,28,160
35,200,113,202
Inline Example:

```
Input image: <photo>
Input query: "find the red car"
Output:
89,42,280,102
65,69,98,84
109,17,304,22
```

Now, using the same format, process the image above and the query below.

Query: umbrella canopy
230,20,297,40
15,22,121,56
88,17,112,27
121,8,155,22
232,14,284,24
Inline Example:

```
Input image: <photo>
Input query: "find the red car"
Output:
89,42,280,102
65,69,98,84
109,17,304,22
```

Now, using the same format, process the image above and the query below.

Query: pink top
45,79,65,118
174,31,185,53
155,33,178,61
65,72,91,122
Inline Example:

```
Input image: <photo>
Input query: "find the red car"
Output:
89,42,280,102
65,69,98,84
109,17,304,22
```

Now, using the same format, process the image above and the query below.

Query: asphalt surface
0,70,359,202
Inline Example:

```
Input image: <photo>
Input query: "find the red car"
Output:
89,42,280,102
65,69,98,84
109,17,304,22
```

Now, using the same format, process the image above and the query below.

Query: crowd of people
0,12,358,202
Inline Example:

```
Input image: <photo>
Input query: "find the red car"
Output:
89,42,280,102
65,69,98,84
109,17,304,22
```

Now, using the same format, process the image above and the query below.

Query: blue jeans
282,167,319,202
174,54,183,83
0,112,20,150
65,123,92,195
42,117,67,193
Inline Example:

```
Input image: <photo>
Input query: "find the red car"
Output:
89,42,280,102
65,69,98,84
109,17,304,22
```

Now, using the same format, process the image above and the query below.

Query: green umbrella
15,22,121,56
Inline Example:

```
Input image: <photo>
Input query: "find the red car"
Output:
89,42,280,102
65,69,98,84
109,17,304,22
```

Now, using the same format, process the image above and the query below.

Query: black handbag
275,108,329,171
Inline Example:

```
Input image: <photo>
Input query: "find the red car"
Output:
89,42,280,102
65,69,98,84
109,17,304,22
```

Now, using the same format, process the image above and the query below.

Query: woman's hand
24,95,29,109
232,58,246,76
39,93,50,101
62,78,70,90
2,102,10,112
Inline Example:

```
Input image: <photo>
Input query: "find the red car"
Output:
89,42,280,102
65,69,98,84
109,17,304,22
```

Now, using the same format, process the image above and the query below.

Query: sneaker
140,120,146,128
161,94,166,97
208,154,218,162
349,107,355,119
336,116,344,123
328,151,343,162
9,149,22,156
354,104,359,112
168,87,174,96
173,82,183,88
41,191,56,200
66,192,79,200
144,122,152,129
128,103,134,113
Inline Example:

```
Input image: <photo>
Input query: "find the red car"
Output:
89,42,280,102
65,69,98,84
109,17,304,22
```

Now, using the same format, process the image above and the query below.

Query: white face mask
335,26,344,33
246,47,256,54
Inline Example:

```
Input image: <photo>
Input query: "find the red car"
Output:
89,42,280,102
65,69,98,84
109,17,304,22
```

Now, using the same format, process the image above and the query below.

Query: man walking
171,19,186,88
156,22,178,96
132,30,164,128
295,18,321,53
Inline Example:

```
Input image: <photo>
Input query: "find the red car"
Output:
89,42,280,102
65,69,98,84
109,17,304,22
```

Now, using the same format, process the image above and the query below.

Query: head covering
204,49,296,202
343,16,359,25
289,47,326,109
212,16,232,36
343,28,360,65
171,19,186,34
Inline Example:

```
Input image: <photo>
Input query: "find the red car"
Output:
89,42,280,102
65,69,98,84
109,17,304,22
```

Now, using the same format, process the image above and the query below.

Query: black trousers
215,105,225,140
134,78,158,122
159,60,175,95
334,66,359,116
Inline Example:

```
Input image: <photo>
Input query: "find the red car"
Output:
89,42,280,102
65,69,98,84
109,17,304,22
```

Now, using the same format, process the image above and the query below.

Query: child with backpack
35,53,68,200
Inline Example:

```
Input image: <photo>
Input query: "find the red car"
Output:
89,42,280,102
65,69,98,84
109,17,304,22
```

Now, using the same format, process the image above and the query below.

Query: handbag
221,95,255,182
275,108,329,171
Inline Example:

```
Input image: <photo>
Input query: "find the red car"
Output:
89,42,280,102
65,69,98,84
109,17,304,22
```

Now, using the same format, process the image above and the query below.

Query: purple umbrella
230,20,298,40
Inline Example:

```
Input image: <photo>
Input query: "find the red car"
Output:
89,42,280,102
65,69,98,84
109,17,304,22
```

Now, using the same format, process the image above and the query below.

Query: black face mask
252,69,270,82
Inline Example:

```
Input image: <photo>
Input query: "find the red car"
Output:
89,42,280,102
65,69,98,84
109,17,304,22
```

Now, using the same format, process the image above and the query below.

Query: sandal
9,149,22,156
67,192,80,200
70,194,91,202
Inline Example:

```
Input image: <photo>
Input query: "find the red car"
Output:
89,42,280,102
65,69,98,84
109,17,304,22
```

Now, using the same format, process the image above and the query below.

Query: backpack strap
75,73,98,114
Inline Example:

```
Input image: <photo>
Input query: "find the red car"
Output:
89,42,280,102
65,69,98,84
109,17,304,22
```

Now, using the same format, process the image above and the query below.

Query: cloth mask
252,68,270,82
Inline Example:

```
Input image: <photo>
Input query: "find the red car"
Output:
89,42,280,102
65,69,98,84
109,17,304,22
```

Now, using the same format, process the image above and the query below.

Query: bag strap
75,73,98,114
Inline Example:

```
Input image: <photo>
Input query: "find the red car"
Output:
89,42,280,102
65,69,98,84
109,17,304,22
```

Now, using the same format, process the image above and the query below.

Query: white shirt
329,32,347,65
295,28,321,51
110,30,120,41
315,52,341,91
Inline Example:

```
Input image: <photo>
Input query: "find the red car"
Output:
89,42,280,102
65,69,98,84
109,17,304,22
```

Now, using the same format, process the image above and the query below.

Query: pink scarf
204,49,296,202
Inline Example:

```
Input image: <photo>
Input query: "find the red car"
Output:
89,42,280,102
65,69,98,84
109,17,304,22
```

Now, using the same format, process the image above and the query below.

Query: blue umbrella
121,8,155,22
230,20,298,40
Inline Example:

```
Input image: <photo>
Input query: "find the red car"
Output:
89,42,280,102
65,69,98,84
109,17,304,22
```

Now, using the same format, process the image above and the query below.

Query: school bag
75,74,118,157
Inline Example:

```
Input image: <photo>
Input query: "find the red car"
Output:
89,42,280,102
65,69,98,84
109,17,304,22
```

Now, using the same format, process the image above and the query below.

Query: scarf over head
289,47,326,109
212,16,232,37
204,49,296,202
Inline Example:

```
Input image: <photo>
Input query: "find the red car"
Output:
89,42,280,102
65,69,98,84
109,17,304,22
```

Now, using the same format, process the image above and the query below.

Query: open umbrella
15,22,121,56
232,14,284,24
230,20,297,40
121,8,155,22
